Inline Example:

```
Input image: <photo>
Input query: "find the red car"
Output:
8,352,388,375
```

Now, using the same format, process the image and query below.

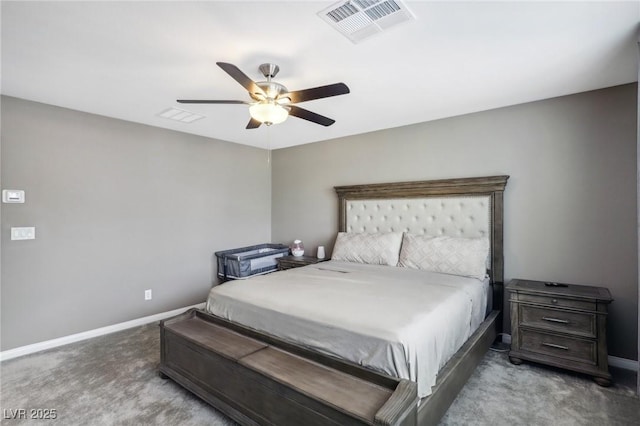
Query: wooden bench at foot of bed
159,309,418,426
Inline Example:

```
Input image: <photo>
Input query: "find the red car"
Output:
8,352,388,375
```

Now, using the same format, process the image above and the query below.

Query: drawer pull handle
542,317,569,324
542,342,569,351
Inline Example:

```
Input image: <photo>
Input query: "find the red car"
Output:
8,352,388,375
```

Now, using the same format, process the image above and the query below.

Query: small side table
277,255,328,271
507,278,613,386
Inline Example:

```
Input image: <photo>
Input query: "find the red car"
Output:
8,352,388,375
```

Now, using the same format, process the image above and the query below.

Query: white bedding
206,260,489,398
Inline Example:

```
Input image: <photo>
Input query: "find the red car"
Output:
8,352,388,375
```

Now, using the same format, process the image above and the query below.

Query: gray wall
3,85,637,361
272,83,638,360
1,96,271,351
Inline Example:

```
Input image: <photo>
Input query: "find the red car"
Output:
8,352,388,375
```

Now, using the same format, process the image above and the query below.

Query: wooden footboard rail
159,309,418,426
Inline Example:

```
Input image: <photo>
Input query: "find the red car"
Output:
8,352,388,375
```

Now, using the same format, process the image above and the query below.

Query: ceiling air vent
157,107,204,123
318,0,415,43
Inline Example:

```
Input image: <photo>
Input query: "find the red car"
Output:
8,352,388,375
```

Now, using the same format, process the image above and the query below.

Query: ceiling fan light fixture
178,62,349,129
249,102,288,126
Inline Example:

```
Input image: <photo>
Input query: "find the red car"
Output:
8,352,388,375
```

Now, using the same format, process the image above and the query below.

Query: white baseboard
608,356,639,371
500,334,638,372
0,303,205,362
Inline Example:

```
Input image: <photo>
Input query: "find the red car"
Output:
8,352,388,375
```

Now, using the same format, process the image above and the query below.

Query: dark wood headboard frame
334,175,509,285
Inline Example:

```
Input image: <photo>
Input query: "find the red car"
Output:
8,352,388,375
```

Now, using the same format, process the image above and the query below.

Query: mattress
206,260,489,398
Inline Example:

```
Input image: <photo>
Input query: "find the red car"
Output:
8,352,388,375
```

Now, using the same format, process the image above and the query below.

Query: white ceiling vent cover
318,0,415,43
157,107,205,123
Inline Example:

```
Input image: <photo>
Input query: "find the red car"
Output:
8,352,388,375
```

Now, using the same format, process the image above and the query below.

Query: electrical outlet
144,289,152,301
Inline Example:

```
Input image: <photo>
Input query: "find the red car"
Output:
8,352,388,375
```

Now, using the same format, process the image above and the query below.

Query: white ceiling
2,1,638,150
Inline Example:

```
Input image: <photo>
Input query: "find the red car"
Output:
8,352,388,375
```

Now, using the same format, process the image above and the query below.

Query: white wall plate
3,189,25,203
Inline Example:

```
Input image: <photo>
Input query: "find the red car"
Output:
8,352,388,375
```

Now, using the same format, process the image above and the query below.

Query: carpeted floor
1,323,638,425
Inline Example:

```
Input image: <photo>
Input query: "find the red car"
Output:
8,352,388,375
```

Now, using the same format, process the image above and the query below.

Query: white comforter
206,260,488,398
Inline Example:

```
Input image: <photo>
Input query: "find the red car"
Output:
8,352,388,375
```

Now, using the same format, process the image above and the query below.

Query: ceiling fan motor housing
259,63,280,79
255,81,288,101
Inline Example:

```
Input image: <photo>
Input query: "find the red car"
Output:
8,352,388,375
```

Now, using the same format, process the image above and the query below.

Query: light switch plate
3,190,25,203
11,227,36,240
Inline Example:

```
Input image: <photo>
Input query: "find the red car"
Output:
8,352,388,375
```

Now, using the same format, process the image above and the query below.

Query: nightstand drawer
279,265,296,270
277,256,327,271
516,293,596,311
520,305,596,338
519,329,596,365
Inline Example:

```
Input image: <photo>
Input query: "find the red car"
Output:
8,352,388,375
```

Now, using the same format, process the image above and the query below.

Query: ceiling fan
178,62,350,129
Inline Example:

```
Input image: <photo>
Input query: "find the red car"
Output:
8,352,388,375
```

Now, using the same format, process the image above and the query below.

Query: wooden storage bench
159,309,418,426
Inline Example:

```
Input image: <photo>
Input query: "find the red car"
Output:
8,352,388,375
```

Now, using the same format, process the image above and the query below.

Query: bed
160,175,509,425
206,261,490,400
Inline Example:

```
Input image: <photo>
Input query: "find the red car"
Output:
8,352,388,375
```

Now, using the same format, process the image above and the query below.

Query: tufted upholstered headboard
342,196,491,238
334,175,509,284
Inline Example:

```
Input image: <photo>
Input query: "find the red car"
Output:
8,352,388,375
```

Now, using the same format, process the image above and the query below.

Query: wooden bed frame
159,175,509,426
334,175,509,424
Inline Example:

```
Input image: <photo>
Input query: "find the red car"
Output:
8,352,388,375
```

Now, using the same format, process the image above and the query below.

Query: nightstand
507,279,613,386
277,255,328,271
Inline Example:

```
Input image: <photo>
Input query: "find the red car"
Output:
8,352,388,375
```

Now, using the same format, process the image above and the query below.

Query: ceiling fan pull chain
267,126,272,165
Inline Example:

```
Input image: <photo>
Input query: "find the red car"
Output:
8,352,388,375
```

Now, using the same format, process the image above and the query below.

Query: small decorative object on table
291,239,304,257
317,245,326,259
507,278,613,386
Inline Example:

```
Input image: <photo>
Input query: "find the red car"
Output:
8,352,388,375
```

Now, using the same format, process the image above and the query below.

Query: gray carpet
1,323,638,425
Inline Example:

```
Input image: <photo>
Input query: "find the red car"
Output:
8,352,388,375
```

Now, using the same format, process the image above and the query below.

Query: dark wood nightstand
507,278,613,386
277,255,328,271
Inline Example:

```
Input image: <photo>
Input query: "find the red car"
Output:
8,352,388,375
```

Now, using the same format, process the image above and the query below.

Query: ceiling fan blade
217,62,265,97
246,118,262,129
284,83,350,104
288,105,336,127
177,99,248,104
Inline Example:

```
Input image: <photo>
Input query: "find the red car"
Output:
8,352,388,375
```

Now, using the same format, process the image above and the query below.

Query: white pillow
398,234,489,280
331,232,403,266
